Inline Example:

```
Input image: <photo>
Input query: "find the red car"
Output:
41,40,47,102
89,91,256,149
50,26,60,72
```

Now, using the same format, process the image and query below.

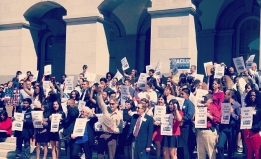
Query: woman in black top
49,101,65,159
243,89,261,159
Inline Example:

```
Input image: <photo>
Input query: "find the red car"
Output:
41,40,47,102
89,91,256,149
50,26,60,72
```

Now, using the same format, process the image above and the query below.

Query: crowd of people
0,62,260,159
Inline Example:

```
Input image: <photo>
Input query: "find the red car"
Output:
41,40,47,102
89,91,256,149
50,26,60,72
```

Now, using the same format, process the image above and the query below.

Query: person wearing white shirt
138,82,157,107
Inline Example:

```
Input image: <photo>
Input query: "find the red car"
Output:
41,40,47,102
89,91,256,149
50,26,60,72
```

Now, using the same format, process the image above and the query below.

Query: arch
24,1,66,24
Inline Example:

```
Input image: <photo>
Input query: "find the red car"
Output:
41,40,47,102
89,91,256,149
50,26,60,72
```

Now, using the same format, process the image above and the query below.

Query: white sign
31,111,43,128
221,103,231,124
155,62,162,78
161,114,173,136
64,76,74,93
44,65,52,75
203,62,213,76
154,106,166,122
194,74,204,82
121,85,129,107
86,73,96,82
137,73,148,90
175,97,185,108
12,112,24,131
94,114,103,131
240,107,253,129
233,57,246,73
146,65,153,75
214,64,224,79
114,69,123,80
101,115,114,128
246,55,255,69
72,118,87,136
50,114,61,132
78,100,86,111
121,57,130,71
32,70,39,82
195,89,208,103
238,78,247,93
195,107,207,128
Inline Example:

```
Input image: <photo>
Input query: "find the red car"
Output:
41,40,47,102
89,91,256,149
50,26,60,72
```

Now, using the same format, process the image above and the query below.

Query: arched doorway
23,1,67,79
215,0,260,67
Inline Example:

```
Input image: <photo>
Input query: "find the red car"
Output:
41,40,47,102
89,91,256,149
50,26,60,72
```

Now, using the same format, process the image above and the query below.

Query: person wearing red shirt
212,79,224,111
0,110,12,137
196,94,220,159
162,99,184,159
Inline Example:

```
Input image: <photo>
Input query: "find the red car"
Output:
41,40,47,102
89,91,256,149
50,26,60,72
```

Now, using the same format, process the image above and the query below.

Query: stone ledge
149,7,201,18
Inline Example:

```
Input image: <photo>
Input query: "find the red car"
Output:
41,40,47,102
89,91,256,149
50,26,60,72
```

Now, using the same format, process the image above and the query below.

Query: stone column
63,14,110,80
148,0,199,75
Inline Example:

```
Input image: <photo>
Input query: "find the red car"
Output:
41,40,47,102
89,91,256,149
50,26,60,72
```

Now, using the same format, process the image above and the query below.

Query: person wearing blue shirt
70,107,98,159
179,88,195,159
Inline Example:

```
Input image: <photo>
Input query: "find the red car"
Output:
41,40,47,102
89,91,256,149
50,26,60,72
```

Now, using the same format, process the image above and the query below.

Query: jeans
16,137,30,158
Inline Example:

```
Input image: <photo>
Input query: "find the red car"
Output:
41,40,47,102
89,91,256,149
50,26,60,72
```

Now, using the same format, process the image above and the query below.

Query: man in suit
80,80,94,110
127,104,153,159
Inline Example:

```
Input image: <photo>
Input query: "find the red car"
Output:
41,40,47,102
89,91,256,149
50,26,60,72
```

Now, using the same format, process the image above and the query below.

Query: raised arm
97,85,108,114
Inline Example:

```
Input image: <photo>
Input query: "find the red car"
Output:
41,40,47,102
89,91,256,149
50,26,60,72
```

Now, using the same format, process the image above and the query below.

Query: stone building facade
0,0,260,83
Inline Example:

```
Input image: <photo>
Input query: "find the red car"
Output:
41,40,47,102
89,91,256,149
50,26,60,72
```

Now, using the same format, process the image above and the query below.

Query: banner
169,58,190,71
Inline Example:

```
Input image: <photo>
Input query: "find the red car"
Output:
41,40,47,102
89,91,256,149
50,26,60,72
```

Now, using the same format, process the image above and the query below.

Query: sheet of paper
161,114,173,136
154,106,166,122
31,111,43,128
64,76,74,93
240,107,253,129
121,57,130,71
44,65,52,75
50,114,61,132
221,103,231,124
233,57,246,73
214,64,224,79
32,70,39,82
121,85,129,108
12,112,24,131
72,118,87,136
195,107,207,128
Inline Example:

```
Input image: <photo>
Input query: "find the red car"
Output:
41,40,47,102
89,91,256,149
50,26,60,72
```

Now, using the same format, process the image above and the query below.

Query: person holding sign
212,79,225,111
96,85,123,159
162,99,183,159
49,101,66,159
14,98,34,159
179,88,195,159
71,107,98,159
126,104,154,159
217,89,241,159
196,94,220,159
243,89,261,159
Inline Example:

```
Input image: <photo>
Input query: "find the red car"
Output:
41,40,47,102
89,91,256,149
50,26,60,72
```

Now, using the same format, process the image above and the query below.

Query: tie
134,116,141,137
81,90,86,101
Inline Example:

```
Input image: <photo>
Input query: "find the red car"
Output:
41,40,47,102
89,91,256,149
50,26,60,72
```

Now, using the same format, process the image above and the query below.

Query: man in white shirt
138,82,157,107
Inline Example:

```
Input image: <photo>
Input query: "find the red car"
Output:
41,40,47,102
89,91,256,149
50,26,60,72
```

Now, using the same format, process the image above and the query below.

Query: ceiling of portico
98,0,150,36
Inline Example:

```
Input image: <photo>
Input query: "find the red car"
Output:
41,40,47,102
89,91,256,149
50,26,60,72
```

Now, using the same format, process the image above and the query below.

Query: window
238,18,260,66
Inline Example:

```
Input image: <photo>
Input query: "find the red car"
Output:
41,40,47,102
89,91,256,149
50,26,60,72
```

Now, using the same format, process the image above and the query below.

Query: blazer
14,106,34,139
63,106,79,136
127,113,153,150
86,116,98,145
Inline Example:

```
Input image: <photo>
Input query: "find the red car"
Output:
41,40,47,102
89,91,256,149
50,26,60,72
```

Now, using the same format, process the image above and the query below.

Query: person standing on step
13,98,34,159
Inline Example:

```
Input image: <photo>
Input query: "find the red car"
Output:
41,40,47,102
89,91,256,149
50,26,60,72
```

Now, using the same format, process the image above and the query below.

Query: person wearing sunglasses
96,85,123,159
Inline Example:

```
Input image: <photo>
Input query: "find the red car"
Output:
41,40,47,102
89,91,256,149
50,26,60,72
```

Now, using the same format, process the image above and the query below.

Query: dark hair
158,94,167,105
245,83,254,90
168,99,181,112
16,71,22,75
124,79,131,83
140,98,149,104
147,82,153,88
82,65,88,70
116,81,123,86
245,89,261,109
100,78,108,83
50,101,63,114
178,73,187,86
187,76,194,85
0,110,8,121
226,89,236,100
26,71,32,75
61,74,67,78
182,88,190,96
33,85,45,103
213,78,223,90
23,98,32,105
70,90,80,101
109,91,116,97
149,69,155,73
125,99,135,110
79,73,85,77
106,72,114,79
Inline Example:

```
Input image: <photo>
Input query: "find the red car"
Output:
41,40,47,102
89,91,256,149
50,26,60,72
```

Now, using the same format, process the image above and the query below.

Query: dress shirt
230,100,241,123
138,89,157,106
97,92,123,134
